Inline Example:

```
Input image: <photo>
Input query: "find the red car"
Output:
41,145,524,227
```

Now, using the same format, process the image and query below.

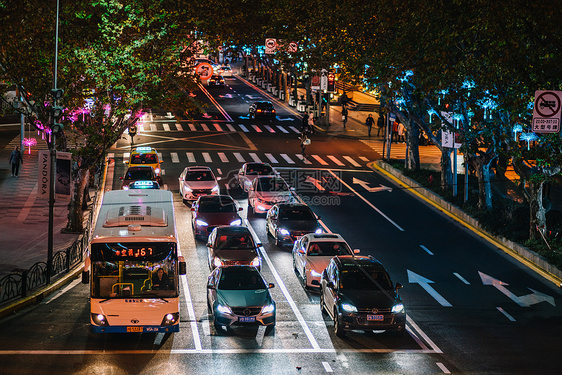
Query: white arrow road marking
408,270,452,307
305,176,325,192
479,271,556,307
352,177,392,192
276,117,294,121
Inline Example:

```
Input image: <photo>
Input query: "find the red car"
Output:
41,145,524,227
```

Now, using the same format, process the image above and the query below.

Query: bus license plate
239,316,255,323
127,326,144,332
367,314,384,321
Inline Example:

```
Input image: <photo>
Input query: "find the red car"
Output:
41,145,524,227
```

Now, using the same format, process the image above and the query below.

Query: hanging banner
37,151,72,200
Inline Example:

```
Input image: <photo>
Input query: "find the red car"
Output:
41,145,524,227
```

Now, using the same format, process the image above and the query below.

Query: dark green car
207,266,276,332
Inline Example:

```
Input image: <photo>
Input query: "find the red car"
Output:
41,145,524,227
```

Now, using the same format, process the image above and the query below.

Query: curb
369,160,562,287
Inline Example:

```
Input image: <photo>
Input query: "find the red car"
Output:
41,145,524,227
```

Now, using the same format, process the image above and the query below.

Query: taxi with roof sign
126,146,163,176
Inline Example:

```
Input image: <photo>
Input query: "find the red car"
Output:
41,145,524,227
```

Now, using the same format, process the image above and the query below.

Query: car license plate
239,316,256,323
367,314,384,321
127,326,144,332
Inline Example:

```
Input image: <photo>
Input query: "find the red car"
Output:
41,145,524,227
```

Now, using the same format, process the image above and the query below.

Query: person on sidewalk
342,106,348,128
376,113,385,136
301,111,309,132
398,122,406,143
392,120,399,143
307,112,315,134
9,146,23,177
365,114,374,137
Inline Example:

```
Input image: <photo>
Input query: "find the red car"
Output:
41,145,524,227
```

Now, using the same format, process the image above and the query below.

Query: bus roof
91,189,177,243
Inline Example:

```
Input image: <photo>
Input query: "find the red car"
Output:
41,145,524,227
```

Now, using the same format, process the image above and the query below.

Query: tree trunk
405,125,420,171
64,168,89,233
474,159,494,211
528,179,547,240
440,148,453,189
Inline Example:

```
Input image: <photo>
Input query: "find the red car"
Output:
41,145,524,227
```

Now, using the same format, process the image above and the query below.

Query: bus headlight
91,313,108,326
161,312,179,326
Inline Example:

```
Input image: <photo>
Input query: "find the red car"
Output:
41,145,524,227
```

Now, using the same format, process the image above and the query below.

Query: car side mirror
268,283,275,289
81,270,89,284
256,242,262,247
298,249,305,254
206,242,212,247
238,207,243,211
353,249,360,254
395,282,403,290
179,261,187,275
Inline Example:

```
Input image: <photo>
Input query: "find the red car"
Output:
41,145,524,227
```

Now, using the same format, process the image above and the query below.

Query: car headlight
261,304,275,314
213,257,224,268
154,167,161,174
91,313,108,326
250,256,261,268
315,228,323,234
211,184,220,193
279,228,290,236
341,303,357,313
122,185,129,190
392,303,405,314
183,185,192,192
309,269,322,277
216,304,232,315
244,180,252,186
196,219,209,227
230,218,242,226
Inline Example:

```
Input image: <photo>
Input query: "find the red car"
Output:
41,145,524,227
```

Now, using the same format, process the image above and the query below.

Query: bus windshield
90,242,178,299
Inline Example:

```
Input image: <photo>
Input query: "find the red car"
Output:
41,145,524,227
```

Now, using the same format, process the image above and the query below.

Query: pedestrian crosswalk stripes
362,139,442,162
132,121,307,134
108,150,370,169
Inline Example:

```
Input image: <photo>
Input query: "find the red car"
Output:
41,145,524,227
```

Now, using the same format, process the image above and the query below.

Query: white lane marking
246,223,320,350
420,245,434,255
249,153,262,163
343,156,361,167
239,124,250,132
497,306,516,321
226,124,236,132
158,152,163,162
150,123,157,132
289,126,301,133
453,272,470,285
218,152,229,163
280,154,295,164
41,279,81,304
436,362,451,374
201,123,210,132
252,125,262,133
327,155,345,166
217,168,222,175
359,156,369,162
265,153,278,163
203,152,212,163
311,155,329,165
296,154,312,164
171,152,179,163
233,152,245,162
186,152,196,163
180,273,202,350
264,125,275,133
163,123,170,132
213,123,222,131
328,170,404,231
322,362,333,372
175,123,183,131
123,152,130,163
407,315,443,353
188,123,197,131
276,126,289,133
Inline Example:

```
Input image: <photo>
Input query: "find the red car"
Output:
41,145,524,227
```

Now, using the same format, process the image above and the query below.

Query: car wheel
293,257,298,272
247,201,254,216
274,232,280,247
265,323,275,335
334,309,346,338
213,319,223,333
303,269,308,286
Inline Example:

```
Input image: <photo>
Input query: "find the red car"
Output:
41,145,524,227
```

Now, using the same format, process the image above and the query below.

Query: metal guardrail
0,191,97,307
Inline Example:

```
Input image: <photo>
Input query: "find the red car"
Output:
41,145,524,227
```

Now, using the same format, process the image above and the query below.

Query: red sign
195,63,213,80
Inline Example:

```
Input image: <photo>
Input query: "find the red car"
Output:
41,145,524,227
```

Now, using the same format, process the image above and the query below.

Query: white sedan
292,233,359,288
178,166,220,203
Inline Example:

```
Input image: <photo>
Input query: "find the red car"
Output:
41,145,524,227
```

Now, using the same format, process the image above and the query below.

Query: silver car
178,166,220,203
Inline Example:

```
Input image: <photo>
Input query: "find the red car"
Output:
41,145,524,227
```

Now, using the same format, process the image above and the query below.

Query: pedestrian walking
301,112,309,132
341,106,348,128
365,114,374,137
398,122,406,143
376,113,385,136
299,131,311,157
392,120,399,143
307,113,315,134
9,146,23,177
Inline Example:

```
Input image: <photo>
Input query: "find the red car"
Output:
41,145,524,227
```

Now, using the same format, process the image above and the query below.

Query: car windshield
257,178,288,192
256,103,273,110
185,170,214,181
279,207,315,220
340,268,393,290
126,169,153,180
216,234,255,250
199,199,236,213
218,268,266,290
131,154,157,164
307,241,352,256
246,164,273,175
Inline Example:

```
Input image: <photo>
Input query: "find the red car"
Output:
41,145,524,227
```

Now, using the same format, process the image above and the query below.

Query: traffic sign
532,90,561,133
195,63,213,80
265,38,277,54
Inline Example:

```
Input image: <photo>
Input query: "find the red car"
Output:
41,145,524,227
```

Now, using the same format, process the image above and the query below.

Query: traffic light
129,125,137,136
51,88,64,100
52,106,64,134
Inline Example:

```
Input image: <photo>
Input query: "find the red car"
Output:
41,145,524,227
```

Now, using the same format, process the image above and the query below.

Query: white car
178,166,220,203
237,162,276,192
218,65,233,77
292,233,359,288
247,176,295,215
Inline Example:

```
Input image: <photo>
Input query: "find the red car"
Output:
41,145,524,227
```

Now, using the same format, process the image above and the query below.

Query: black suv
320,255,405,337
249,101,276,120
266,203,322,246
